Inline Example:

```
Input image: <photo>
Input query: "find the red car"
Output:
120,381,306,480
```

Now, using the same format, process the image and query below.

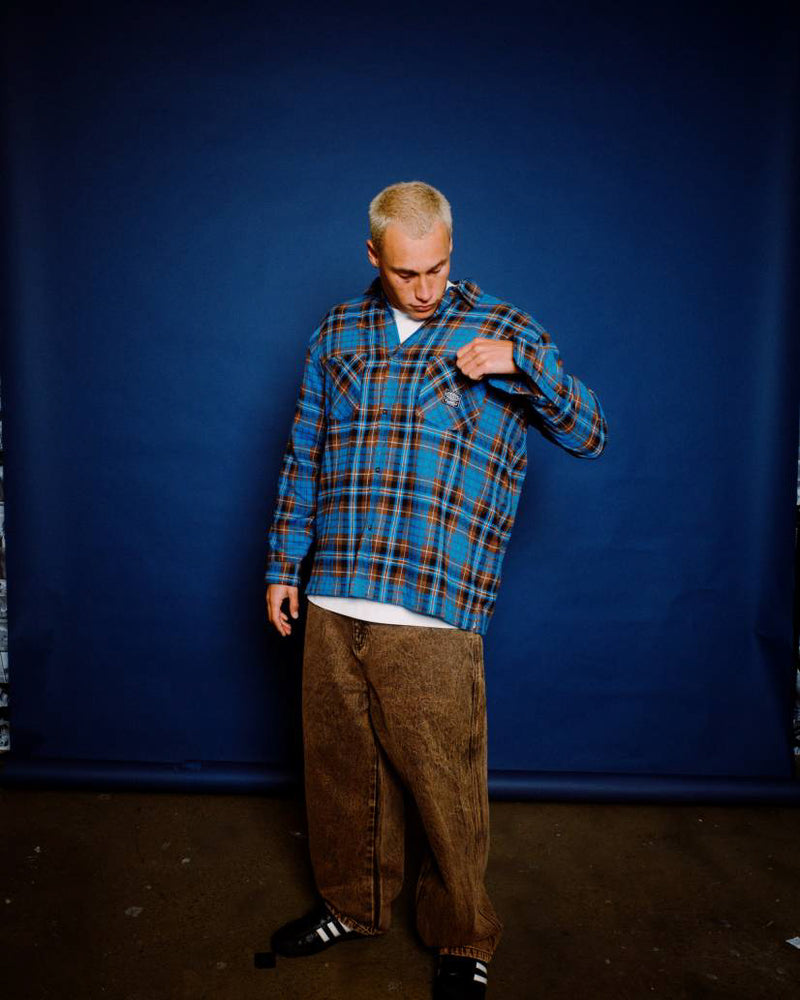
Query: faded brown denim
301,599,504,963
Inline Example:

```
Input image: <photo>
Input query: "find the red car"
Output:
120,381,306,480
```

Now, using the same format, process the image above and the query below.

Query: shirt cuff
264,556,303,587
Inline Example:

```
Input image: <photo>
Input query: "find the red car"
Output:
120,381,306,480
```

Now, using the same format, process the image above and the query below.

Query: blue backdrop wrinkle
1,1,798,795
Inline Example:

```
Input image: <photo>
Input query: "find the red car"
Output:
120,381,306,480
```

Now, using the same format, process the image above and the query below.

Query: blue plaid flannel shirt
265,277,607,634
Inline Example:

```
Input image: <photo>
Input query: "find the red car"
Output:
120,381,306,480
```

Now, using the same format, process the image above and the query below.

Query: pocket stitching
323,353,367,420
416,356,485,433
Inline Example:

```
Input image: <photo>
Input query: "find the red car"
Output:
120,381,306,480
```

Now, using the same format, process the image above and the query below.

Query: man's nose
415,277,431,301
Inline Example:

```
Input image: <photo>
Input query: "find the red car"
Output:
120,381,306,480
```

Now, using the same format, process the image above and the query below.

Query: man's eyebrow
392,258,448,276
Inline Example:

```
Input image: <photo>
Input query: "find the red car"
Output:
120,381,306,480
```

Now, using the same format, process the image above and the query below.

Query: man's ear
366,239,380,269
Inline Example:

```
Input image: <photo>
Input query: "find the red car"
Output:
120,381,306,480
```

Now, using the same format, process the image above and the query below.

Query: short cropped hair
368,181,452,250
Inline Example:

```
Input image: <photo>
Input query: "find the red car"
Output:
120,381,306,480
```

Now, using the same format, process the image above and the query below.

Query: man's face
367,220,452,320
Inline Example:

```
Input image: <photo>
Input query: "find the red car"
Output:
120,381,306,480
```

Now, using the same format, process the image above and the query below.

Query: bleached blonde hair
368,181,453,251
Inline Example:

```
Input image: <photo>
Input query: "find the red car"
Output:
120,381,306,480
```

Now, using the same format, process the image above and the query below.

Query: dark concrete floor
1,785,800,1000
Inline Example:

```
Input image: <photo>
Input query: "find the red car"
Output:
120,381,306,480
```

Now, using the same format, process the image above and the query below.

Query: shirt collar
364,276,482,313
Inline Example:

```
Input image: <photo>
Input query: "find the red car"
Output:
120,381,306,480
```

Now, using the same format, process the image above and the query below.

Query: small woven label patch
443,389,461,407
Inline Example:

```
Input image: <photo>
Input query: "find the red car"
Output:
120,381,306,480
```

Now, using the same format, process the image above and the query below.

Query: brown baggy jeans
301,600,504,963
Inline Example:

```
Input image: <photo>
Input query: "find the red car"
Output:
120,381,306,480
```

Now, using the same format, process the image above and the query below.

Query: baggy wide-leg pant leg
301,600,503,963
363,615,503,963
301,600,405,936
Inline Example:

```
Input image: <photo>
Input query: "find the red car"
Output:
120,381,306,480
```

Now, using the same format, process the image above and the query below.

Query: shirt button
381,408,388,414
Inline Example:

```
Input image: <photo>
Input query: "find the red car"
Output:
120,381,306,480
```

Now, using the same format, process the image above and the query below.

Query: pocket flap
322,353,367,417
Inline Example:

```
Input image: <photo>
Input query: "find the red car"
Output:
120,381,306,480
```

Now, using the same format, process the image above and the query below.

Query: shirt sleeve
484,315,607,459
264,330,327,586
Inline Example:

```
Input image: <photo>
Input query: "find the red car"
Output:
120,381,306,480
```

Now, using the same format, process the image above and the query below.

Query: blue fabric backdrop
2,1,798,798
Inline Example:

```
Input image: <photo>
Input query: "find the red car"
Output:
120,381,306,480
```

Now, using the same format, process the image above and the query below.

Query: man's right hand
266,584,300,637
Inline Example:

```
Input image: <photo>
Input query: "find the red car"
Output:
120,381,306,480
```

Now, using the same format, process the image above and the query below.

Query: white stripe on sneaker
475,961,487,973
316,926,330,943
328,920,341,937
474,972,488,984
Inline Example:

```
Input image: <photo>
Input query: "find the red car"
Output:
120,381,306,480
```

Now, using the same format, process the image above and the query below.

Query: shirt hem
304,574,490,635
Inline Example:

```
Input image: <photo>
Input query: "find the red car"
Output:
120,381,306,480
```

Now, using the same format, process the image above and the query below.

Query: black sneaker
271,900,368,957
433,954,489,999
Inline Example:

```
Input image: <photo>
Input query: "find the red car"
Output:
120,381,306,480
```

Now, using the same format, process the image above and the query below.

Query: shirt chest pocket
322,353,368,422
415,355,487,435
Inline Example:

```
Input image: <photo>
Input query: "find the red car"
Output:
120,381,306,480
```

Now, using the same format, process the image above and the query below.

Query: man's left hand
455,337,520,381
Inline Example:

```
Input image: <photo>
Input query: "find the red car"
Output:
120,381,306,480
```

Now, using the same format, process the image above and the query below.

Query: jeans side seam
468,640,481,836
371,741,382,928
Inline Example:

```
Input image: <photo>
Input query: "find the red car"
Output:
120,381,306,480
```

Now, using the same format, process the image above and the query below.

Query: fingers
266,584,300,638
455,338,512,378
455,335,486,359
455,338,488,379
456,353,485,380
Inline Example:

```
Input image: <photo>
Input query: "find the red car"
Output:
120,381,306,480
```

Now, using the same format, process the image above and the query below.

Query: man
264,181,607,999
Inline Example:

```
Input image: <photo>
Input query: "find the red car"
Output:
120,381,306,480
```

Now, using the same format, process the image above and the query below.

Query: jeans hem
323,897,385,937
438,945,494,962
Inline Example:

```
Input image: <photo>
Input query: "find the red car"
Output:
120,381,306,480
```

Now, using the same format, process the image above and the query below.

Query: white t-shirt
307,285,458,629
